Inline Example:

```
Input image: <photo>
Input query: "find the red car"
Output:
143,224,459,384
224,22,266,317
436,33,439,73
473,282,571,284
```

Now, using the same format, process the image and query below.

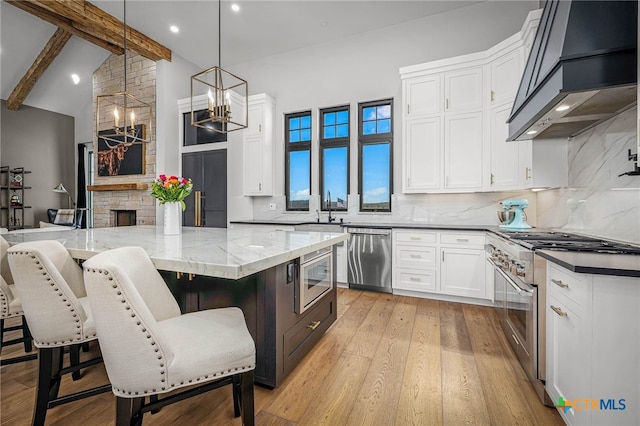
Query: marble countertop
2,225,348,280
537,250,640,278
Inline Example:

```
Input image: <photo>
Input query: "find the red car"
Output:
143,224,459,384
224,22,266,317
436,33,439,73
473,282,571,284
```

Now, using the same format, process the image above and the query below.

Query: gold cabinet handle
409,277,421,282
446,98,449,109
550,305,568,317
491,90,495,102
410,236,421,240
259,124,262,133
551,279,569,289
407,104,410,115
259,182,262,191
307,320,321,330
194,191,202,227
456,238,469,242
491,173,495,185
442,251,445,262
409,254,421,259
525,167,532,180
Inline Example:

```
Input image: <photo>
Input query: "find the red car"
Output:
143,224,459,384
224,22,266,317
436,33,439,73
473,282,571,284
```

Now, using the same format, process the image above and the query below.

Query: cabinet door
182,150,228,228
243,136,265,195
403,117,441,192
444,67,483,113
440,248,486,298
547,295,591,426
403,75,441,117
336,242,347,284
246,103,264,137
490,104,520,190
490,50,521,107
444,112,483,189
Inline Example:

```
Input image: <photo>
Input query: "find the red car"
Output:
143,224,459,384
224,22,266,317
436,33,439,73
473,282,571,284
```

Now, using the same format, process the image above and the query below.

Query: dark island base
161,259,337,388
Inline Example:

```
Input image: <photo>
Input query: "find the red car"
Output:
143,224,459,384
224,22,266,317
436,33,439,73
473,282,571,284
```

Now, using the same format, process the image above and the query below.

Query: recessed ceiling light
555,104,570,112
71,74,80,85
526,130,537,135
231,4,240,12
320,21,329,27
170,25,179,33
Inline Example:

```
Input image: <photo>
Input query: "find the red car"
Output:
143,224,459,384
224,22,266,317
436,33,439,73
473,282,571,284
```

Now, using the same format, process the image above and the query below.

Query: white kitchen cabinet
440,247,486,299
403,74,441,117
393,230,489,303
335,240,347,285
403,117,441,192
489,49,521,108
243,94,275,196
489,103,521,190
392,230,439,294
400,64,485,193
443,112,484,190
444,67,483,113
546,263,640,426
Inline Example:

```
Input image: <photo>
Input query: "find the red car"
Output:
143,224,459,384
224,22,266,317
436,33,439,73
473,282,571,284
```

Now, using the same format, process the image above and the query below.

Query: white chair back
83,246,181,392
7,240,92,346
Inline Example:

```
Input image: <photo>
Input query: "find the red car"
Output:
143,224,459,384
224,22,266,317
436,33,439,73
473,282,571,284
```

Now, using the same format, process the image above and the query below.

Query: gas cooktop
502,231,640,255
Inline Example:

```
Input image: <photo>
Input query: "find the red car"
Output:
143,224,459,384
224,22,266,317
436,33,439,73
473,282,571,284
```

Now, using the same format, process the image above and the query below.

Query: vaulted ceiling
1,0,483,117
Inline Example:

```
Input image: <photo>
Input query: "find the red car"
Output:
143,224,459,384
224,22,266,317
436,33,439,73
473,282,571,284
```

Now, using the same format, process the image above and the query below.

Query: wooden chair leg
116,396,144,426
33,347,63,426
240,370,255,426
0,319,4,355
232,374,241,417
81,342,90,352
69,344,82,380
21,317,33,353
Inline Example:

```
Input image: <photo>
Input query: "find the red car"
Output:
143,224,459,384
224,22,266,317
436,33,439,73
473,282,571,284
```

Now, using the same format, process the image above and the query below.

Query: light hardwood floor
1,288,563,425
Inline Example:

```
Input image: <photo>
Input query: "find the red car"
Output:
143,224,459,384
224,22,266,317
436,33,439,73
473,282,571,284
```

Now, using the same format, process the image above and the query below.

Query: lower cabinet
392,229,489,303
440,247,486,298
546,263,640,426
335,241,348,285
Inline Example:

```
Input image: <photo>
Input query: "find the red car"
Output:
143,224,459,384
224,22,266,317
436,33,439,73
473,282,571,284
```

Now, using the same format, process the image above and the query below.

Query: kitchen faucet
326,191,335,223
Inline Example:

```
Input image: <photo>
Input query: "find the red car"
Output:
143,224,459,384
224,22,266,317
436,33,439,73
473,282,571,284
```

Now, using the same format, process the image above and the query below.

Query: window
320,106,349,211
358,99,393,212
285,111,311,211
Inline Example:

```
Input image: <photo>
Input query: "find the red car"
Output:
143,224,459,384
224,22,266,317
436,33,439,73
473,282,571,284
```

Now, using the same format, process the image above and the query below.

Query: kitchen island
3,225,348,388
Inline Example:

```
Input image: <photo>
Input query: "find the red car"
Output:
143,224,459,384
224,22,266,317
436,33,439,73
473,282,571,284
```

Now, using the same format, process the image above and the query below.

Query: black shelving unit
1,166,32,230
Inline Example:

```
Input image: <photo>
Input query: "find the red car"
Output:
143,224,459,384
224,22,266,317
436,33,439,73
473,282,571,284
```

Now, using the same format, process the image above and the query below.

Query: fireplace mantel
87,183,149,191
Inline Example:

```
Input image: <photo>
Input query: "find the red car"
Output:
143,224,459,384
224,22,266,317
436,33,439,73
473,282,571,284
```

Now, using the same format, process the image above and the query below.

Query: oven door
498,267,536,379
296,251,333,314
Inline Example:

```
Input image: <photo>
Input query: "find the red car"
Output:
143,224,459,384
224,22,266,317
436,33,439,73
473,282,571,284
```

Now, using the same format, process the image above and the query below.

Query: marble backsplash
253,190,538,227
537,107,639,244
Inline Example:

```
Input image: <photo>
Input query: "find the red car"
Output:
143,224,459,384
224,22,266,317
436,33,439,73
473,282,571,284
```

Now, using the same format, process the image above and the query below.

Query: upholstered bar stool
83,246,256,426
8,240,111,426
0,236,36,365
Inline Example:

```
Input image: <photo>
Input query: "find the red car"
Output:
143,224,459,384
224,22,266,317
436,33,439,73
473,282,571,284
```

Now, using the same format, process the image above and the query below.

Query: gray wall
0,100,75,227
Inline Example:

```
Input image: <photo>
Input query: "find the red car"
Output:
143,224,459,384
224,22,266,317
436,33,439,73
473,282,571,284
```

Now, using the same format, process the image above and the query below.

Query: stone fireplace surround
92,53,157,228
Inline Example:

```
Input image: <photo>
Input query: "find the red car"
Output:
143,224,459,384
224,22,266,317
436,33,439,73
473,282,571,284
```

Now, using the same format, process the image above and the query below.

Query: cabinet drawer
395,268,437,292
283,291,335,376
394,230,437,244
440,233,485,247
395,245,437,268
548,263,589,309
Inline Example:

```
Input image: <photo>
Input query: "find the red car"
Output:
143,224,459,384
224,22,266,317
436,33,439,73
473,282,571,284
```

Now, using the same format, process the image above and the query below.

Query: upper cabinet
401,9,565,194
243,94,276,196
401,61,485,193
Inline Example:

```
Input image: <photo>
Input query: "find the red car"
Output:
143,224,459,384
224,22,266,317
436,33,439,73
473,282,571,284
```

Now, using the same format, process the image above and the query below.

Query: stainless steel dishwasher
347,227,392,293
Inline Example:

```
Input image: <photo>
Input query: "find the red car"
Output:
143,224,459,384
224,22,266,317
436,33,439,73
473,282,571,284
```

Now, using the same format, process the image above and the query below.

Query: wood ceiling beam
6,28,72,111
24,0,171,62
5,0,171,62
5,0,122,55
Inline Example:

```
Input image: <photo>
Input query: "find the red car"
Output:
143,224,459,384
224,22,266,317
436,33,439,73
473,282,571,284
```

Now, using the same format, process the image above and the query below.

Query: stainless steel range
485,230,640,406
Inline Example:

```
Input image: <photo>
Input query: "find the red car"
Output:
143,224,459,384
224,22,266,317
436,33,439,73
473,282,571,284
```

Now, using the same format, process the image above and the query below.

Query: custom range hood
507,0,637,141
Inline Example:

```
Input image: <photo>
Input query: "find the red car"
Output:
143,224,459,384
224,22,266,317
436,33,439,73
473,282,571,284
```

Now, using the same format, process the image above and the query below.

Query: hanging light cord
218,0,221,68
123,0,127,94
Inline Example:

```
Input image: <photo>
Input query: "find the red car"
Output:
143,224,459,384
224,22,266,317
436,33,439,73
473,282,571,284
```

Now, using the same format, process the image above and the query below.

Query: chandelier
190,0,247,133
95,0,151,145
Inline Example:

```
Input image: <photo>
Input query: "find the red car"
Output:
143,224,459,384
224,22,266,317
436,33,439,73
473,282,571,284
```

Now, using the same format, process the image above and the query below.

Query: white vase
163,202,182,235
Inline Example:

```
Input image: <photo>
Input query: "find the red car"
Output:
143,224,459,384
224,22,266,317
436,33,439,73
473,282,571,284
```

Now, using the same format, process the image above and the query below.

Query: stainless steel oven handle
498,267,533,297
